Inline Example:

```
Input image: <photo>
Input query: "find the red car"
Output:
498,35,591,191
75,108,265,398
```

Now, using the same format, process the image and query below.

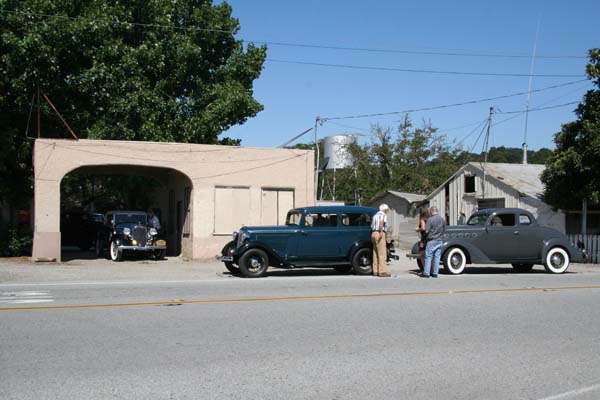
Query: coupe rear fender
541,239,582,263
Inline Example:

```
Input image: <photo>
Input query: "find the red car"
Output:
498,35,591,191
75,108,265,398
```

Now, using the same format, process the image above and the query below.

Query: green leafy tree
541,49,600,210
314,117,463,203
0,0,266,210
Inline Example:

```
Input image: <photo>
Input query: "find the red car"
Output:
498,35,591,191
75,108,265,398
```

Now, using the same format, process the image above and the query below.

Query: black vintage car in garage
407,208,585,274
96,211,167,261
61,210,105,251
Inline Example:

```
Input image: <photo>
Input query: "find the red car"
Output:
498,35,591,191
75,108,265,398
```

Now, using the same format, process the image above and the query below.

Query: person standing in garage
147,208,161,231
371,204,390,277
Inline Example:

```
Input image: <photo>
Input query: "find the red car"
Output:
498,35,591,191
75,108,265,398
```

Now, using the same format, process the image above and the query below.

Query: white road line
537,382,600,400
0,275,368,288
3,299,54,304
0,291,54,304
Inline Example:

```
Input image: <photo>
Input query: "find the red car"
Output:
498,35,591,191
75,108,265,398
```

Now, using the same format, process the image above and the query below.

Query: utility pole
313,116,321,205
482,107,494,199
523,15,541,164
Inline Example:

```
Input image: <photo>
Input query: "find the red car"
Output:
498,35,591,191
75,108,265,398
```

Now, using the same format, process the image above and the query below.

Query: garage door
214,187,250,234
261,189,295,226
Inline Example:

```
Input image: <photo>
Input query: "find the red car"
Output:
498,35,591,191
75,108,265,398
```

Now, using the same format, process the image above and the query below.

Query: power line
322,79,587,121
454,118,490,148
326,121,371,133
267,59,585,78
278,126,314,148
0,9,587,60
468,119,490,154
0,9,234,34
497,101,580,114
252,40,586,59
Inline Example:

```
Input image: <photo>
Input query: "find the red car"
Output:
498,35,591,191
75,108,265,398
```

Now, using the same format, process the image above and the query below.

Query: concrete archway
59,164,193,260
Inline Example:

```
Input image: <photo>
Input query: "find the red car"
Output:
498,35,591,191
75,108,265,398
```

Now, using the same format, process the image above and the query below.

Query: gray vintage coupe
408,208,585,274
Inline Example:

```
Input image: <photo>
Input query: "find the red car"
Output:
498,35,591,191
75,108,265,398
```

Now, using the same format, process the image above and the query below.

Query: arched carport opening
59,164,193,261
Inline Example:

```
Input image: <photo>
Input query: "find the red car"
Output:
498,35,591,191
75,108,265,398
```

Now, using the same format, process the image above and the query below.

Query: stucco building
32,138,314,262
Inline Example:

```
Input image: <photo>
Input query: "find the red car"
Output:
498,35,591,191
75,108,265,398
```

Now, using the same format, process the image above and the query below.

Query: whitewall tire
110,241,123,262
544,247,569,274
444,247,467,275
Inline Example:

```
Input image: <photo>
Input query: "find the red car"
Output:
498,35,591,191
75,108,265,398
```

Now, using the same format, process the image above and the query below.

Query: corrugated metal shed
473,162,545,199
386,191,426,203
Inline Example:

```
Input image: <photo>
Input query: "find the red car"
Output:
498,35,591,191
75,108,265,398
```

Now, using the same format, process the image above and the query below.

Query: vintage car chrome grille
133,226,147,245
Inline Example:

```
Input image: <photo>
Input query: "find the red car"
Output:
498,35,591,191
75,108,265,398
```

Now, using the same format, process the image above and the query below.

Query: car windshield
285,211,301,226
467,213,490,226
114,213,147,225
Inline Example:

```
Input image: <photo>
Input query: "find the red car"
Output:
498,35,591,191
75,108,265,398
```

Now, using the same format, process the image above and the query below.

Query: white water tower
323,134,357,170
320,134,358,202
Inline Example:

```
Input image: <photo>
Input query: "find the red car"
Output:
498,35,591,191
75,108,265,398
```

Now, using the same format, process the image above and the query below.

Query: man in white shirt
371,203,390,277
147,208,161,231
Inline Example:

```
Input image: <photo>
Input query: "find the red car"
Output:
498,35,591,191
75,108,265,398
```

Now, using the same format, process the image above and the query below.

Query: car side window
490,213,516,227
341,213,373,227
519,214,532,226
305,213,337,227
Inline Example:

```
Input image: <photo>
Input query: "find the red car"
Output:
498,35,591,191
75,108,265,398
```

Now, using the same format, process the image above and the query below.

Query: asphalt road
2,259,600,400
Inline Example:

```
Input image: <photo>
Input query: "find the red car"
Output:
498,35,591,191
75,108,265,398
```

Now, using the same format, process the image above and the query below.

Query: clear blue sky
223,0,598,151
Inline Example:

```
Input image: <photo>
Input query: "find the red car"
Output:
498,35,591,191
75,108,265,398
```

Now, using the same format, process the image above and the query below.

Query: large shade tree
541,49,600,211
0,0,266,209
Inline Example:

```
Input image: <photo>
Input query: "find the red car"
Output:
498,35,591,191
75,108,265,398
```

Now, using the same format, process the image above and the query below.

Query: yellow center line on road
1,285,600,312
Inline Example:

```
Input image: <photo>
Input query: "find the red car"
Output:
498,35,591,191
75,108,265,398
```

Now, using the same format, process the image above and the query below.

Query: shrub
0,224,32,257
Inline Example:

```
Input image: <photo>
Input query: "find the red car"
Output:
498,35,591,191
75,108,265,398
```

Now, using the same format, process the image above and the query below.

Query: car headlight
123,228,131,235
237,231,250,247
149,228,158,236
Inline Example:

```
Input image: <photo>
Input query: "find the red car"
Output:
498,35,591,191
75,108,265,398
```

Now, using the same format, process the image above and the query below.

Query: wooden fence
568,234,600,264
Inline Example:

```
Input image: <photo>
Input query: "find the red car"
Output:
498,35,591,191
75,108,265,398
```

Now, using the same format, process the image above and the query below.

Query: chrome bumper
118,245,166,251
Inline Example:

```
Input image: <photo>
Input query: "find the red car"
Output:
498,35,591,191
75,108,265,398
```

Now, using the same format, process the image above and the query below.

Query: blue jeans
424,239,442,276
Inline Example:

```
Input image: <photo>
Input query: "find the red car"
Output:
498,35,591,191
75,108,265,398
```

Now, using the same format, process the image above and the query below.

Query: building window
465,175,476,193
477,198,505,210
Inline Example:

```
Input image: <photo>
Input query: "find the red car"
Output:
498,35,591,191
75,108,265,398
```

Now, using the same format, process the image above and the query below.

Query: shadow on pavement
218,268,354,278
408,266,571,275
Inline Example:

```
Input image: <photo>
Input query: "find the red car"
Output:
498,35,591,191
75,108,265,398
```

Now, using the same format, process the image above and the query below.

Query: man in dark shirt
423,206,446,278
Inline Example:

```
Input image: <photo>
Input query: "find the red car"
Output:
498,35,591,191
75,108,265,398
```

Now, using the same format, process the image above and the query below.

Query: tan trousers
371,231,387,275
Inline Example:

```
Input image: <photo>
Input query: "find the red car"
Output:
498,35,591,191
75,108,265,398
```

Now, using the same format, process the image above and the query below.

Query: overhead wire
322,79,587,121
468,119,490,154
496,101,580,114
252,40,586,59
266,59,585,78
0,9,587,59
278,126,314,147
0,9,234,34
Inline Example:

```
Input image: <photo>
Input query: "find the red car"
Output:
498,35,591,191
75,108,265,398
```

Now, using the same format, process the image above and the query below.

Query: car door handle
513,231,519,235
300,230,308,235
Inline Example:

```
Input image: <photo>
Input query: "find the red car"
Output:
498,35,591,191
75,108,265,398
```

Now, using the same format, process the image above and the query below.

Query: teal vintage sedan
220,206,378,278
